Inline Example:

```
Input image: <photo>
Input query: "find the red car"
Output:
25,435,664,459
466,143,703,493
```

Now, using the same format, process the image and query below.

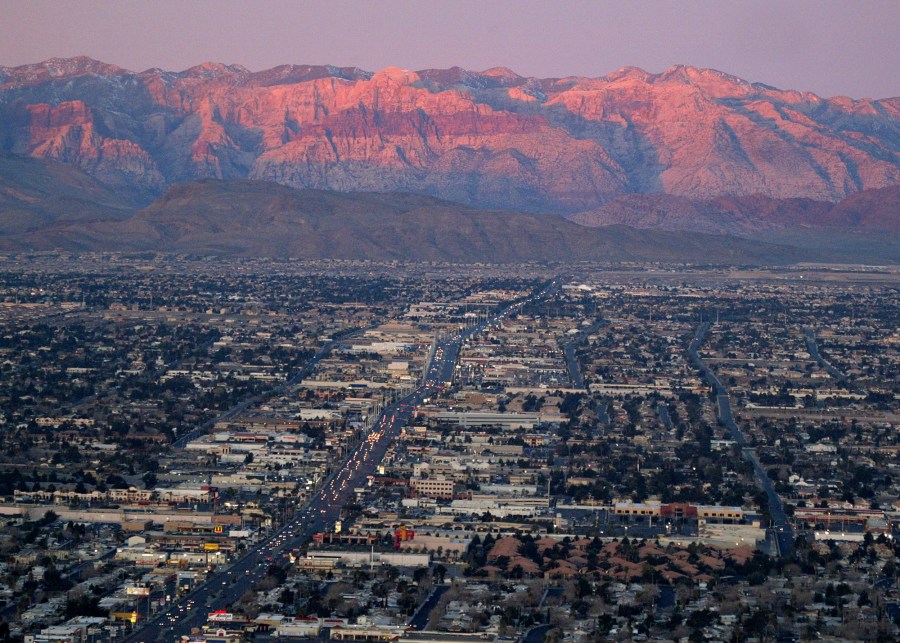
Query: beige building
410,477,460,500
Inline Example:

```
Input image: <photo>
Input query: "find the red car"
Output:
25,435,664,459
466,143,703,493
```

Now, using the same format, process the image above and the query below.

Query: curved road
804,329,848,384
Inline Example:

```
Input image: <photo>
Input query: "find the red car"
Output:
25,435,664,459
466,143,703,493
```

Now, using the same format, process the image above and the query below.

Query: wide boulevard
124,282,556,642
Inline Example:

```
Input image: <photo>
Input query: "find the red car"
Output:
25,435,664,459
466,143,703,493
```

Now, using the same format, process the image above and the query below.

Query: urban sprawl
0,255,897,643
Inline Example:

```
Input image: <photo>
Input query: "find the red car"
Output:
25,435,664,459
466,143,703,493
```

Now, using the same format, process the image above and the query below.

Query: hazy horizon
1,0,898,99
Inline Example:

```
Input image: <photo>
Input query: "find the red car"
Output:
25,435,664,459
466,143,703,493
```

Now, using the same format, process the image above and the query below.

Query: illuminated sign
112,612,138,623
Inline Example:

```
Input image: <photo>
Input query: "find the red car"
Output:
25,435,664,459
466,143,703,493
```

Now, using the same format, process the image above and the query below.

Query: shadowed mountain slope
0,179,815,263
0,153,137,234
568,188,900,235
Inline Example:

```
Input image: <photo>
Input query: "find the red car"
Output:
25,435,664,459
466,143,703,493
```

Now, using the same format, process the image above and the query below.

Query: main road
688,322,794,557
124,282,557,642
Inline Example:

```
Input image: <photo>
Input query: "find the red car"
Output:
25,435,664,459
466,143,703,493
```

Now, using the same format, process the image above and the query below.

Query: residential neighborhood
0,255,896,642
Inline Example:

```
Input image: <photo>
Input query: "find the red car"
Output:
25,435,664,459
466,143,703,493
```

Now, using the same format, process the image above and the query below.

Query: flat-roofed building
410,477,460,500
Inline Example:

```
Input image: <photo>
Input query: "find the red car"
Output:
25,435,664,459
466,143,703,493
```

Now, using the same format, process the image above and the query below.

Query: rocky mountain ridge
1,57,897,216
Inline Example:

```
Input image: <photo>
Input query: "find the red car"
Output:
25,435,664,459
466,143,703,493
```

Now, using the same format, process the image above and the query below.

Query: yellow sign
204,543,220,551
112,612,138,623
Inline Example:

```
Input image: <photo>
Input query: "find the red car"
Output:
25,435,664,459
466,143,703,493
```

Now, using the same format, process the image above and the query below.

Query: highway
688,322,794,557
124,283,556,641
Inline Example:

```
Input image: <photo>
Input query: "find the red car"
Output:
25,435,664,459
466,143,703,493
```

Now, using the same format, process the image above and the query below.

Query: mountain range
1,57,898,210
0,57,897,262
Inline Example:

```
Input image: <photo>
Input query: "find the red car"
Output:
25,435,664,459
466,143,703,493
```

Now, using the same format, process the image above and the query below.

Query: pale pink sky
1,0,897,98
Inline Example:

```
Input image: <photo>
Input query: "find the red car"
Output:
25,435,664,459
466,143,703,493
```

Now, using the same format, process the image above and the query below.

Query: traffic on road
125,283,556,641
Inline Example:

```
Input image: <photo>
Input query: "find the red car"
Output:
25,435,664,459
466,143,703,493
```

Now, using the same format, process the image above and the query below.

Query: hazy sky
1,0,897,98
